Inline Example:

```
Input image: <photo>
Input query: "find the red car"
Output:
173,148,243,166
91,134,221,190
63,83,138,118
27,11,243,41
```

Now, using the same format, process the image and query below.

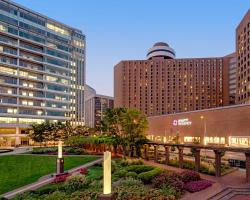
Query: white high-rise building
0,0,85,146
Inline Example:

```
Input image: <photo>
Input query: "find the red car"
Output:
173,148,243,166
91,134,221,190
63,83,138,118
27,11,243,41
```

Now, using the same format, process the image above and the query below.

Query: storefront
147,104,250,147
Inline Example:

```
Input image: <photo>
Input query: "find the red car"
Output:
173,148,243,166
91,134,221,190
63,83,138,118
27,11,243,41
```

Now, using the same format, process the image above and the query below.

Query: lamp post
99,151,114,200
200,116,207,160
57,140,64,174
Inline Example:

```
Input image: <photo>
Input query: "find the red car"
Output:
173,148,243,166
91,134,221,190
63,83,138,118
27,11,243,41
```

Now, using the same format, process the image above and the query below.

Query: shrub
168,159,179,167
44,191,66,200
114,169,128,178
152,172,184,191
64,174,89,193
75,148,86,155
126,172,137,178
120,177,143,187
160,185,182,199
111,160,117,173
53,173,71,183
114,178,176,200
183,160,195,170
146,189,176,200
65,147,77,154
181,170,201,183
184,180,212,193
70,180,102,200
125,165,154,174
114,178,146,200
32,147,57,154
119,159,129,167
79,167,88,175
138,168,165,184
129,158,144,165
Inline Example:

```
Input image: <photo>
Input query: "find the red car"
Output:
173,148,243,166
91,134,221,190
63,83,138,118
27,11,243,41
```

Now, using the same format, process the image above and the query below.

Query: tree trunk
135,145,141,158
129,145,134,157
113,145,117,156
122,146,126,158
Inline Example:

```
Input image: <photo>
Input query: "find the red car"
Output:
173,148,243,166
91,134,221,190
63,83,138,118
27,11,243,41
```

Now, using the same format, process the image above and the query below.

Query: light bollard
56,140,64,174
99,151,114,200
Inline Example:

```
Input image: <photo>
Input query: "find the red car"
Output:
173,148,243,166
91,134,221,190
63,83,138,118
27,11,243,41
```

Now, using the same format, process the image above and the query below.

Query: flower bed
184,180,213,193
15,158,213,200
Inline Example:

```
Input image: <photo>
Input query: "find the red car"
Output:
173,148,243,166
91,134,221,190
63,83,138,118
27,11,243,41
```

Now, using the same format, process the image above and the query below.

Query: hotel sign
173,118,192,126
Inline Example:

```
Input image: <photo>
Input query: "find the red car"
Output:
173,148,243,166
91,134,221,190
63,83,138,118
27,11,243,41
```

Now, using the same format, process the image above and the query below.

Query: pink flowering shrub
181,170,201,183
184,180,212,192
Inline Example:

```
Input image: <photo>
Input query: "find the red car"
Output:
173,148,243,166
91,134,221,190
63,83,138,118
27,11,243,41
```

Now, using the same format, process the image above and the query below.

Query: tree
120,108,148,157
27,123,47,146
71,125,92,136
100,107,126,154
27,121,73,145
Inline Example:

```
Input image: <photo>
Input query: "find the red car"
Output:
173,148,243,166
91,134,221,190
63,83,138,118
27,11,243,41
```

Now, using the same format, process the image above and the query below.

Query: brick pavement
143,160,250,200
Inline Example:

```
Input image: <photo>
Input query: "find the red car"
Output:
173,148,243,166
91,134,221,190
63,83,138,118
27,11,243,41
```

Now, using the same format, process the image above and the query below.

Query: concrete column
178,147,184,168
245,153,250,183
144,145,149,160
194,148,201,172
214,150,222,177
164,146,170,165
154,145,158,163
15,127,21,146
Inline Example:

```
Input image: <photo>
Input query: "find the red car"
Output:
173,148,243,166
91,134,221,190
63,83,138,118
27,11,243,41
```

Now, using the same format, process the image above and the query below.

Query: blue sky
14,0,249,96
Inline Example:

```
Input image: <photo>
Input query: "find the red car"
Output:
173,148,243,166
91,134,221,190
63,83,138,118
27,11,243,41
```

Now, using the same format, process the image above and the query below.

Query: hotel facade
114,9,250,147
147,104,250,147
114,43,233,116
0,0,85,146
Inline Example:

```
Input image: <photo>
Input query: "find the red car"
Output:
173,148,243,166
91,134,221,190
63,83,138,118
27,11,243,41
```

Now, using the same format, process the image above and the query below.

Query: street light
57,140,64,174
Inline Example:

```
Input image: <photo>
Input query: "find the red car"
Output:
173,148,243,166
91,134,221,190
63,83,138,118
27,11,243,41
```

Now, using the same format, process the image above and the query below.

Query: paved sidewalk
0,147,32,156
143,160,250,200
1,157,103,199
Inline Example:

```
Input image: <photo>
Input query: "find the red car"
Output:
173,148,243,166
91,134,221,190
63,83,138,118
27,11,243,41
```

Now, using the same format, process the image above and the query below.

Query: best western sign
173,118,192,126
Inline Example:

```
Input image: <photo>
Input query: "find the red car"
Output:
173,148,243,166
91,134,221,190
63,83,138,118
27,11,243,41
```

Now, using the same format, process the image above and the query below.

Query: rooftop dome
153,42,169,47
147,42,175,60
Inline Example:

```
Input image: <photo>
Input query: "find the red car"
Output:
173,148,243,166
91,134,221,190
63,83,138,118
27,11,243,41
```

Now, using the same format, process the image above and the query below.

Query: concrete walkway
0,147,32,156
1,157,103,199
143,160,250,200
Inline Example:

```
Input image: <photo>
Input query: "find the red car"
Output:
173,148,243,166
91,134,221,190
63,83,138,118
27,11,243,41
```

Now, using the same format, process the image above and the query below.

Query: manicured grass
87,166,103,180
0,154,98,194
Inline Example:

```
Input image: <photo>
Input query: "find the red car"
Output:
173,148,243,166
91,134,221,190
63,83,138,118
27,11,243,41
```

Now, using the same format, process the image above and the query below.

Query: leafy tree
100,107,126,154
27,123,46,146
27,121,73,145
120,108,148,157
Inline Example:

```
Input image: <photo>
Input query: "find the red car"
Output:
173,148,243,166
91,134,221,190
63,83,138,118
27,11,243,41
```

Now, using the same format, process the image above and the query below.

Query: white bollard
103,151,111,195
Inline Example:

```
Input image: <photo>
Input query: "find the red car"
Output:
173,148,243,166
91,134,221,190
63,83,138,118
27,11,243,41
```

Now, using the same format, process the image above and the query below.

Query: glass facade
0,0,85,146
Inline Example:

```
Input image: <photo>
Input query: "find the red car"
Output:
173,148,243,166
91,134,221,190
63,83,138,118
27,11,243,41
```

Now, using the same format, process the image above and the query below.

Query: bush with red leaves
152,172,184,191
181,170,201,183
79,167,88,175
53,173,71,183
184,180,212,192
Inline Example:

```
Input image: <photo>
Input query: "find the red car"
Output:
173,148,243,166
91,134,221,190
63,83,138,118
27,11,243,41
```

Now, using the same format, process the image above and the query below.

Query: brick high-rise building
114,42,233,116
236,9,250,104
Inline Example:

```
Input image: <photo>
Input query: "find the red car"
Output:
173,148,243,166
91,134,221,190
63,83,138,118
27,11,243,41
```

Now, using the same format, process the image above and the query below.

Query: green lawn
87,166,103,180
0,154,98,195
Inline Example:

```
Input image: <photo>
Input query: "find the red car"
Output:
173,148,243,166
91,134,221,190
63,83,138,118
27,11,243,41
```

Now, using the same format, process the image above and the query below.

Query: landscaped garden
14,158,213,200
0,154,98,195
